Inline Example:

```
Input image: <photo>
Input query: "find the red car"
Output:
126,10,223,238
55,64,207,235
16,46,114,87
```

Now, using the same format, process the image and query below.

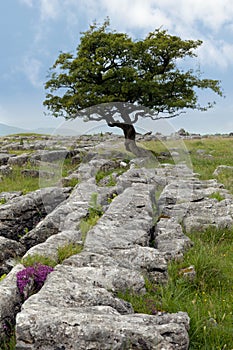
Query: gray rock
213,165,233,176
1,142,231,350
0,187,70,241
0,264,24,342
16,292,189,349
155,218,192,260
0,153,10,166
21,169,55,178
0,165,12,176
182,198,233,232
0,237,26,274
8,153,29,166
30,150,69,162
85,184,155,251
20,181,111,249
117,167,166,191
0,191,22,202
65,246,168,284
76,158,121,182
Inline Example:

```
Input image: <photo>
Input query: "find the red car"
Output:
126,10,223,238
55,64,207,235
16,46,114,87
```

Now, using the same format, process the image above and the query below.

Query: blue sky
0,0,233,135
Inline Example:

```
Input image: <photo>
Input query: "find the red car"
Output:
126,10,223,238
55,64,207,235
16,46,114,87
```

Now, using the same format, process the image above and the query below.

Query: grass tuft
79,193,103,241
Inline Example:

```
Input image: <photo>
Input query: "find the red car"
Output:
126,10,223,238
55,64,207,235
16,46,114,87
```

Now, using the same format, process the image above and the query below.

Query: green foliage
88,192,104,217
208,191,225,201
62,158,79,177
44,19,222,120
21,242,84,268
64,178,79,188
79,215,100,240
0,198,7,205
57,243,83,263
95,167,127,186
107,192,118,203
5,133,47,138
0,274,7,282
21,254,57,268
118,226,233,349
0,330,16,350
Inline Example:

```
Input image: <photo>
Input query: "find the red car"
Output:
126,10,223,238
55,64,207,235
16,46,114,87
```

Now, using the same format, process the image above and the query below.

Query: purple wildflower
16,266,35,295
17,264,54,298
34,264,54,290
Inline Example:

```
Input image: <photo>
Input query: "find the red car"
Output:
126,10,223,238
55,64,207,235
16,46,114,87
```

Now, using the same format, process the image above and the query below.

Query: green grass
79,193,103,240
208,191,225,201
3,133,48,137
0,157,78,194
118,227,233,350
21,254,57,268
0,331,16,350
21,242,83,267
184,137,233,193
95,167,128,186
57,242,83,263
0,165,40,194
141,136,233,194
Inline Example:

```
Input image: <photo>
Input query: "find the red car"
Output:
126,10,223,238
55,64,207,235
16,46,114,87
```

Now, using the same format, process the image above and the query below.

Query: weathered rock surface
0,134,232,349
0,191,22,202
0,153,11,166
8,153,29,166
16,301,189,349
15,166,192,349
0,237,26,274
0,187,71,241
20,181,112,251
0,264,24,337
0,165,12,176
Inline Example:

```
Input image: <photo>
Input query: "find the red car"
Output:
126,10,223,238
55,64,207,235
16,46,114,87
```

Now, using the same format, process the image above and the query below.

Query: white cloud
198,39,233,70
19,0,61,20
19,0,33,7
22,56,43,87
18,0,233,70
40,0,61,21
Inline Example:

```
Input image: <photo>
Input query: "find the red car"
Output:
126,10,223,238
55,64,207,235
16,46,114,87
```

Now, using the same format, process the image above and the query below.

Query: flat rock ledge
0,154,232,349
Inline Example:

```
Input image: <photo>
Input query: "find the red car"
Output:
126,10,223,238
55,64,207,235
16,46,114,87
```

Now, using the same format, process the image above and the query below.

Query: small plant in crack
79,193,103,240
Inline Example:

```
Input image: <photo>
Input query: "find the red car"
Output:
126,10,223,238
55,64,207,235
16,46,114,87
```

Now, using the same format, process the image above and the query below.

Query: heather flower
17,263,53,299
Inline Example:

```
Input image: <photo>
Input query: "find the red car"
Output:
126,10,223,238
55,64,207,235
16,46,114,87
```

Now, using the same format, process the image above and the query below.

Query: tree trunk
108,122,151,157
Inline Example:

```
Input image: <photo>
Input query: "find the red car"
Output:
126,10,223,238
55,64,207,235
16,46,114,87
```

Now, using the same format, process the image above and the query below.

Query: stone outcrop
15,174,191,349
0,187,71,241
0,133,232,349
0,154,11,166
0,237,26,275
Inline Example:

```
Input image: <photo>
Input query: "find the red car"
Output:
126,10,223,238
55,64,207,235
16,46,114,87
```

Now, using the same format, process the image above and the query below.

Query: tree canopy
44,19,223,156
43,18,222,123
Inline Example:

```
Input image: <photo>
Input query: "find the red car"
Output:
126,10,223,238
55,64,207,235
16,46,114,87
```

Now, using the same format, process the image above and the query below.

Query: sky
0,0,233,135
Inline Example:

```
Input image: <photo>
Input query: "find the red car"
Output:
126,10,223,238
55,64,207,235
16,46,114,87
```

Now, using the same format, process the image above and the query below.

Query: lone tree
44,19,222,156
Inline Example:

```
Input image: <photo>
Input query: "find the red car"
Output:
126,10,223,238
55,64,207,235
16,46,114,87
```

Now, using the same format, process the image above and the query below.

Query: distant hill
0,123,80,136
0,123,30,136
